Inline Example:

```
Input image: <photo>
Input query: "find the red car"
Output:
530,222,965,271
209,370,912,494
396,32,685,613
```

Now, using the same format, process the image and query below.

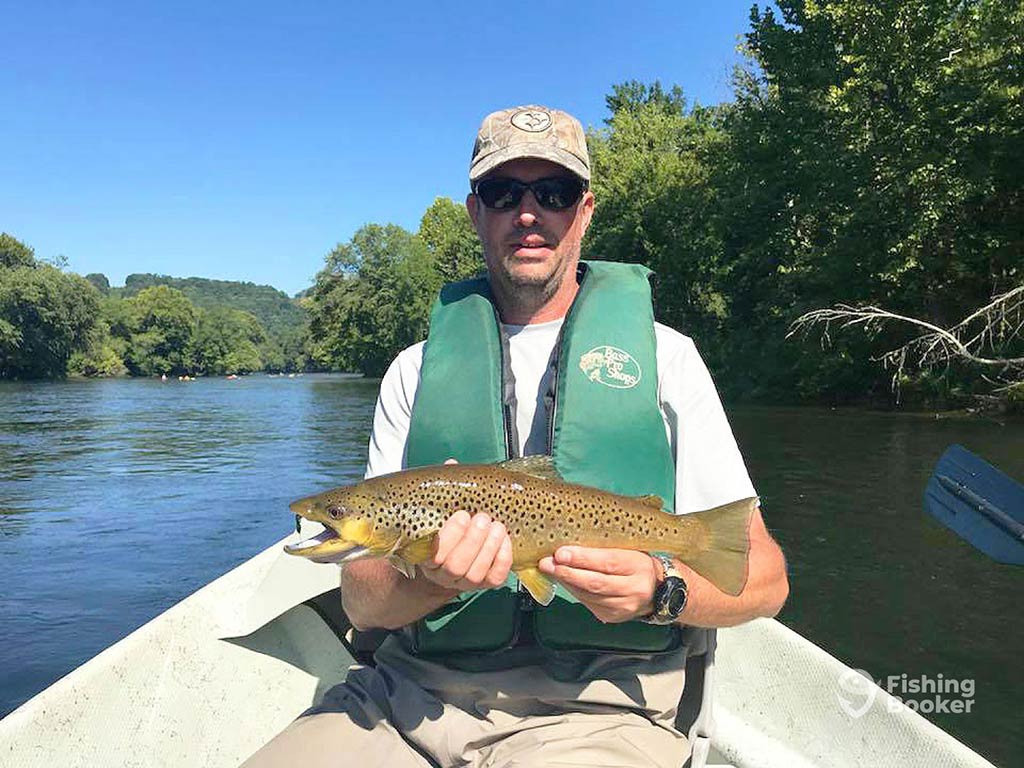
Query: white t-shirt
365,320,755,514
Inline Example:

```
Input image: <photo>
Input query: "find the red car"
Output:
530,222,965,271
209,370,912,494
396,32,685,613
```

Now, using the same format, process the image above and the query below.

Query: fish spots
315,464,691,565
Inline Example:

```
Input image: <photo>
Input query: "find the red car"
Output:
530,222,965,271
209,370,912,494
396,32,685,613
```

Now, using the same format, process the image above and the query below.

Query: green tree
67,315,128,377
0,236,100,379
585,81,730,345
118,286,197,376
713,0,1023,402
307,224,439,377
418,197,485,283
84,273,110,293
120,274,307,353
191,307,267,375
0,233,37,270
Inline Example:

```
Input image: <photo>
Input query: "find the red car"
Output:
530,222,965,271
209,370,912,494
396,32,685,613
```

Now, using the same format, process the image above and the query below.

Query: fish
285,456,755,605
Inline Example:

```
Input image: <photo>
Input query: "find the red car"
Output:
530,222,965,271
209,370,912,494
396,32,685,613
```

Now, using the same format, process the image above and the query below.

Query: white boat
0,530,998,768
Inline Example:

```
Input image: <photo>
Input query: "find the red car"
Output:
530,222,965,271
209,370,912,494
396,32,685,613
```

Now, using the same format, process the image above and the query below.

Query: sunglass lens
476,178,522,209
533,178,584,210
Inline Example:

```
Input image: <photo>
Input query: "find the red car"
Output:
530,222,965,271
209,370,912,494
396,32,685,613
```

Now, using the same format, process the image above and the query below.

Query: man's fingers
431,509,471,566
484,536,514,588
552,546,639,576
463,521,508,584
544,563,618,596
442,512,493,579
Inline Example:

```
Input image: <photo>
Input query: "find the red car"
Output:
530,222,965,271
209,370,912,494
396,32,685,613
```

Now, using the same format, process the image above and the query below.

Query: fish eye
327,505,343,519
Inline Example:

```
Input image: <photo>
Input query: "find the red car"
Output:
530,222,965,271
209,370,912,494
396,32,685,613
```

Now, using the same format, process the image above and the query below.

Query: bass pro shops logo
579,346,642,389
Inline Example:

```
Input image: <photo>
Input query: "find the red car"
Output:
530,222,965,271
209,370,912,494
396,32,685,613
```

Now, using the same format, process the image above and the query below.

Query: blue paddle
924,444,1024,565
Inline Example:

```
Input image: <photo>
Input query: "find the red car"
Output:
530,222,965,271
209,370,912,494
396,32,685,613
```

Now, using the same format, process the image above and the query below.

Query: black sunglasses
473,175,587,211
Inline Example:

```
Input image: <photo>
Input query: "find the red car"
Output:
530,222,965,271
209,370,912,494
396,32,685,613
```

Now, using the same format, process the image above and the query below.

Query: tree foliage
0,235,304,379
118,273,307,368
419,197,485,283
586,80,729,344
191,307,267,375
85,273,110,293
0,233,37,270
585,2,1022,406
307,223,439,377
0,235,100,379
116,286,198,376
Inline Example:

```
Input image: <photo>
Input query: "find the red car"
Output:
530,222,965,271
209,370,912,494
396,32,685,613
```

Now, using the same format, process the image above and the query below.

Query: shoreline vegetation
2,2,1021,412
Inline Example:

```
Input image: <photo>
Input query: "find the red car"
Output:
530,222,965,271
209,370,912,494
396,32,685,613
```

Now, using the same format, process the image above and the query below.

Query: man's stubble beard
488,243,579,320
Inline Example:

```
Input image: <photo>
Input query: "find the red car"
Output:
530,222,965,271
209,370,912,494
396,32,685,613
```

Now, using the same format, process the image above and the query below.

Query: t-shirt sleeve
657,328,757,514
365,342,424,479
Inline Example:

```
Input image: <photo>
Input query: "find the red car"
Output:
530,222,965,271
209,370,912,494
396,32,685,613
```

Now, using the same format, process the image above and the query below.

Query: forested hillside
115,274,306,345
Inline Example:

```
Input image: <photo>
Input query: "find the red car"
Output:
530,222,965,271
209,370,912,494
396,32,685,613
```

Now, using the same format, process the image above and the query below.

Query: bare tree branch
787,285,1024,395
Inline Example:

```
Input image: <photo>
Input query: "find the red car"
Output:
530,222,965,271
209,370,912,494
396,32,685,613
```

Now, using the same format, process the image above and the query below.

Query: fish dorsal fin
498,455,563,481
637,494,665,509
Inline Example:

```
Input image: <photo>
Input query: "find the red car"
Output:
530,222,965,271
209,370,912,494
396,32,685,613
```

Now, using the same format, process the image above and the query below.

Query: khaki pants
241,637,691,768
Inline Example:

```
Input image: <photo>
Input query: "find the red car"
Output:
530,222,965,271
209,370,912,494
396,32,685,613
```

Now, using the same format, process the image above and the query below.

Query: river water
0,375,1020,765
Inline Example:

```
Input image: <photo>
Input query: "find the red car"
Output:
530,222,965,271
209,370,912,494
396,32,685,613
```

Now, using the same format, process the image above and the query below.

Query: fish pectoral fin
396,535,437,565
515,567,556,606
387,556,416,579
498,455,563,481
636,494,665,509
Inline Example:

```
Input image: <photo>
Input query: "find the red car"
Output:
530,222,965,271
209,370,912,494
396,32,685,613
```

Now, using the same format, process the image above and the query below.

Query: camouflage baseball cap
469,105,590,183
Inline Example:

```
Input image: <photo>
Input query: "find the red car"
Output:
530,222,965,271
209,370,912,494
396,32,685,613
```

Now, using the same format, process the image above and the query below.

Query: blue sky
2,1,761,297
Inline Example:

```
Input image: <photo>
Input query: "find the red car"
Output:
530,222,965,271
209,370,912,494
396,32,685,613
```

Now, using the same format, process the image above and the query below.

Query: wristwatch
641,553,688,625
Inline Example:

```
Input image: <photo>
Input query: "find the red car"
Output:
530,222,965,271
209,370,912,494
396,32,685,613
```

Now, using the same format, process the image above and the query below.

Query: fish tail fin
673,497,756,596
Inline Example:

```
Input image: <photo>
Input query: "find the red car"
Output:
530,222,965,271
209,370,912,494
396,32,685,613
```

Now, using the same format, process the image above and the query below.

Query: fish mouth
284,528,369,564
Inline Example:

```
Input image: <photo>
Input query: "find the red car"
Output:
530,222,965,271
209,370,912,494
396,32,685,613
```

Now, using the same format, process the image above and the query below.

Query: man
244,105,788,768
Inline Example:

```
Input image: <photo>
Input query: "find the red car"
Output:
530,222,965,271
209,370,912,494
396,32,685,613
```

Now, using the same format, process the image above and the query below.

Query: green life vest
405,260,681,656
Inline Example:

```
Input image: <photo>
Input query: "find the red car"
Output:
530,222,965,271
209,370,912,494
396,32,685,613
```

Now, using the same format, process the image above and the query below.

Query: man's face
466,158,594,308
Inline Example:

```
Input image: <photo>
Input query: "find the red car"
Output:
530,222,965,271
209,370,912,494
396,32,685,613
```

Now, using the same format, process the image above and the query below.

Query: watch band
651,553,678,581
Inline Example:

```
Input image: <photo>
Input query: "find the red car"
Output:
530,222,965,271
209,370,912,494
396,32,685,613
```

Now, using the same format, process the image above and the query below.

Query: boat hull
0,530,997,768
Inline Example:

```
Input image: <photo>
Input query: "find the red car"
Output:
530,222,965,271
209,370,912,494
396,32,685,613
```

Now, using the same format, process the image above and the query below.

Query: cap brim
470,144,590,183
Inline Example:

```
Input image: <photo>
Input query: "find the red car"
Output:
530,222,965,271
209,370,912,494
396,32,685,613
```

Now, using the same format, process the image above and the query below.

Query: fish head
284,485,395,563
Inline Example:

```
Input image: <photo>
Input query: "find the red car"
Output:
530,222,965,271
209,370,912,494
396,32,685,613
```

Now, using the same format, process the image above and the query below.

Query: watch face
667,585,687,616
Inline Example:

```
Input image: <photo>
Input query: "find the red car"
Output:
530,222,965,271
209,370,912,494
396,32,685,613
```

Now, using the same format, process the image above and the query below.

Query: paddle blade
924,444,1024,565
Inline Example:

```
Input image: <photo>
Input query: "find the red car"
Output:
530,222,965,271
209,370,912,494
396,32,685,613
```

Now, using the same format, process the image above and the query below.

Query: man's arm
537,504,788,627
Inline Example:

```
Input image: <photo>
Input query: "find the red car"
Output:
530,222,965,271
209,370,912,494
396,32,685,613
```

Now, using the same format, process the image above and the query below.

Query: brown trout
285,456,755,604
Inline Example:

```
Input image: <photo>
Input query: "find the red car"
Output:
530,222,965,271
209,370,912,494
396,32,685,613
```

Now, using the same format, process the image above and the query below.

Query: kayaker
243,104,789,768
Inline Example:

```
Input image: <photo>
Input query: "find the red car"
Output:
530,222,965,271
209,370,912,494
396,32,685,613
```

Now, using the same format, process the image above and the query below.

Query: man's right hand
417,509,513,592
341,459,515,631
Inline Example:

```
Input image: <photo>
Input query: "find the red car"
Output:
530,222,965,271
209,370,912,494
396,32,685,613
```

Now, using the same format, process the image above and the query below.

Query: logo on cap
510,109,552,133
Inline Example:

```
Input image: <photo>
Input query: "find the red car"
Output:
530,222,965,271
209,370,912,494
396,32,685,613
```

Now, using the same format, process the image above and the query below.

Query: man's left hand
537,547,659,623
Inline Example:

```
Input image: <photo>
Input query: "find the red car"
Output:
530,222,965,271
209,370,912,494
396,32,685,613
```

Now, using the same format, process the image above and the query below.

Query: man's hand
418,509,514,592
341,510,512,632
538,546,658,623
417,457,513,593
